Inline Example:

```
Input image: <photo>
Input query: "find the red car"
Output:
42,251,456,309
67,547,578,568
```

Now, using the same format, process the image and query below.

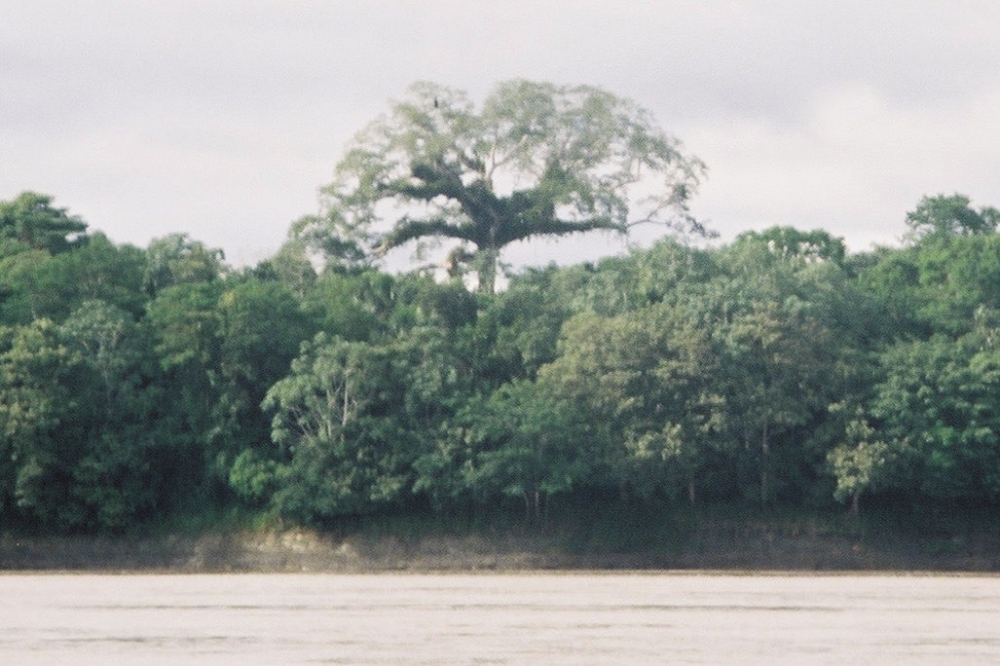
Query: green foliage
867,336,1000,500
61,300,140,416
300,271,389,341
261,334,413,521
469,278,569,384
144,233,226,295
0,320,82,524
228,449,279,505
314,79,706,292
905,193,999,242
0,249,62,323
145,282,224,370
7,182,1000,538
859,223,1000,339
461,379,590,519
538,303,722,502
736,226,847,264
0,310,171,530
0,191,87,254
0,234,147,325
209,278,315,481
285,213,371,275
682,236,865,505
827,412,896,513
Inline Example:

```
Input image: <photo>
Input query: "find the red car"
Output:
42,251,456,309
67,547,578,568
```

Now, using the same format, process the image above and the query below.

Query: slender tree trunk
760,420,770,507
340,369,351,448
342,374,350,428
476,247,499,294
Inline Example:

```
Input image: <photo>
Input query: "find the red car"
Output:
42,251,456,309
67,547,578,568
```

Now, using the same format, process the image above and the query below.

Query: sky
3,1,1000,270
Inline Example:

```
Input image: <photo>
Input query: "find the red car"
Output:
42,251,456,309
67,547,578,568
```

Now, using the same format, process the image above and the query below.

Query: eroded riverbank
3,521,999,572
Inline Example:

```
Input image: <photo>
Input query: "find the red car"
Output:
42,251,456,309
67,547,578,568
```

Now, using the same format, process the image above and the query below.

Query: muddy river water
2,572,999,664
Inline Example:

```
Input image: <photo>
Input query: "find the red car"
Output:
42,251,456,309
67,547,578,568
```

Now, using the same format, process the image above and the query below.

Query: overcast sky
4,1,1000,269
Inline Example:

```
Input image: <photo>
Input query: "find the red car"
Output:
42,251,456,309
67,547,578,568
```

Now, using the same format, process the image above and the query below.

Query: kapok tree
305,80,707,292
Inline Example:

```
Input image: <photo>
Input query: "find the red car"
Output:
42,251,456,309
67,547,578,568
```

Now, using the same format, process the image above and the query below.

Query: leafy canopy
0,191,87,255
307,80,706,292
905,193,1000,242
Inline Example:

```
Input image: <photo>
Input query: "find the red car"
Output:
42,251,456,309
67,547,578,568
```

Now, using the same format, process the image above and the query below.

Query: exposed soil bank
3,522,1000,572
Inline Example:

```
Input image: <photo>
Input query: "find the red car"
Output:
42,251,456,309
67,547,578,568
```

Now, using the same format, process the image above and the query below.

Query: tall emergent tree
0,192,88,255
307,80,706,292
904,193,1000,242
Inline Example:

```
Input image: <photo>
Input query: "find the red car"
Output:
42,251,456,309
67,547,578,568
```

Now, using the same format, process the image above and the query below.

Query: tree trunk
475,247,499,294
760,420,770,507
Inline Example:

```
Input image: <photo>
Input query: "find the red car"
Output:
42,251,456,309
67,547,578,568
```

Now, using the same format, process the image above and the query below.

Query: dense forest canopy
3,83,1000,534
2,186,997,532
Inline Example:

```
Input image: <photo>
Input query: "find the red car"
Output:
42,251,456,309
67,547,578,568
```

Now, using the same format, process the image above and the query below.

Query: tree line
3,189,999,531
3,80,1000,533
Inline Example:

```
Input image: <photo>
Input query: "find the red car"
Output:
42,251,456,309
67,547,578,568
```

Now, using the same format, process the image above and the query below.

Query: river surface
2,572,999,664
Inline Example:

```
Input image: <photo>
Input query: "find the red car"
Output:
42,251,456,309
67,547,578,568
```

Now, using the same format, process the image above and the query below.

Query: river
2,572,999,664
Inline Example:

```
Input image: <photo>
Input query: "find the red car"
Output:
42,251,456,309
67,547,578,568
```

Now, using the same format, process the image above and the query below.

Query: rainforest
3,187,1000,539
3,83,1000,551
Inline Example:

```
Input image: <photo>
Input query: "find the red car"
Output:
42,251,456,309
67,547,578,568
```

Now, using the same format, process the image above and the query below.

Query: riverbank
3,518,999,572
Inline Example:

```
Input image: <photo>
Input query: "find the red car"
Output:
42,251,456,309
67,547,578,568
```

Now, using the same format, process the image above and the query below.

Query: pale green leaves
318,79,705,292
827,414,895,510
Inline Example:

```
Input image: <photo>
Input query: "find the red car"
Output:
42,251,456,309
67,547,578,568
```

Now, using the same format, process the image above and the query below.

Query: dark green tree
905,193,999,242
144,233,226,295
856,192,1000,338
0,191,87,254
0,320,83,526
538,304,722,504
862,335,1000,502
211,277,314,494
261,333,411,521
143,281,226,501
690,235,866,505
736,226,847,264
460,379,589,520
0,233,146,325
60,300,172,529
